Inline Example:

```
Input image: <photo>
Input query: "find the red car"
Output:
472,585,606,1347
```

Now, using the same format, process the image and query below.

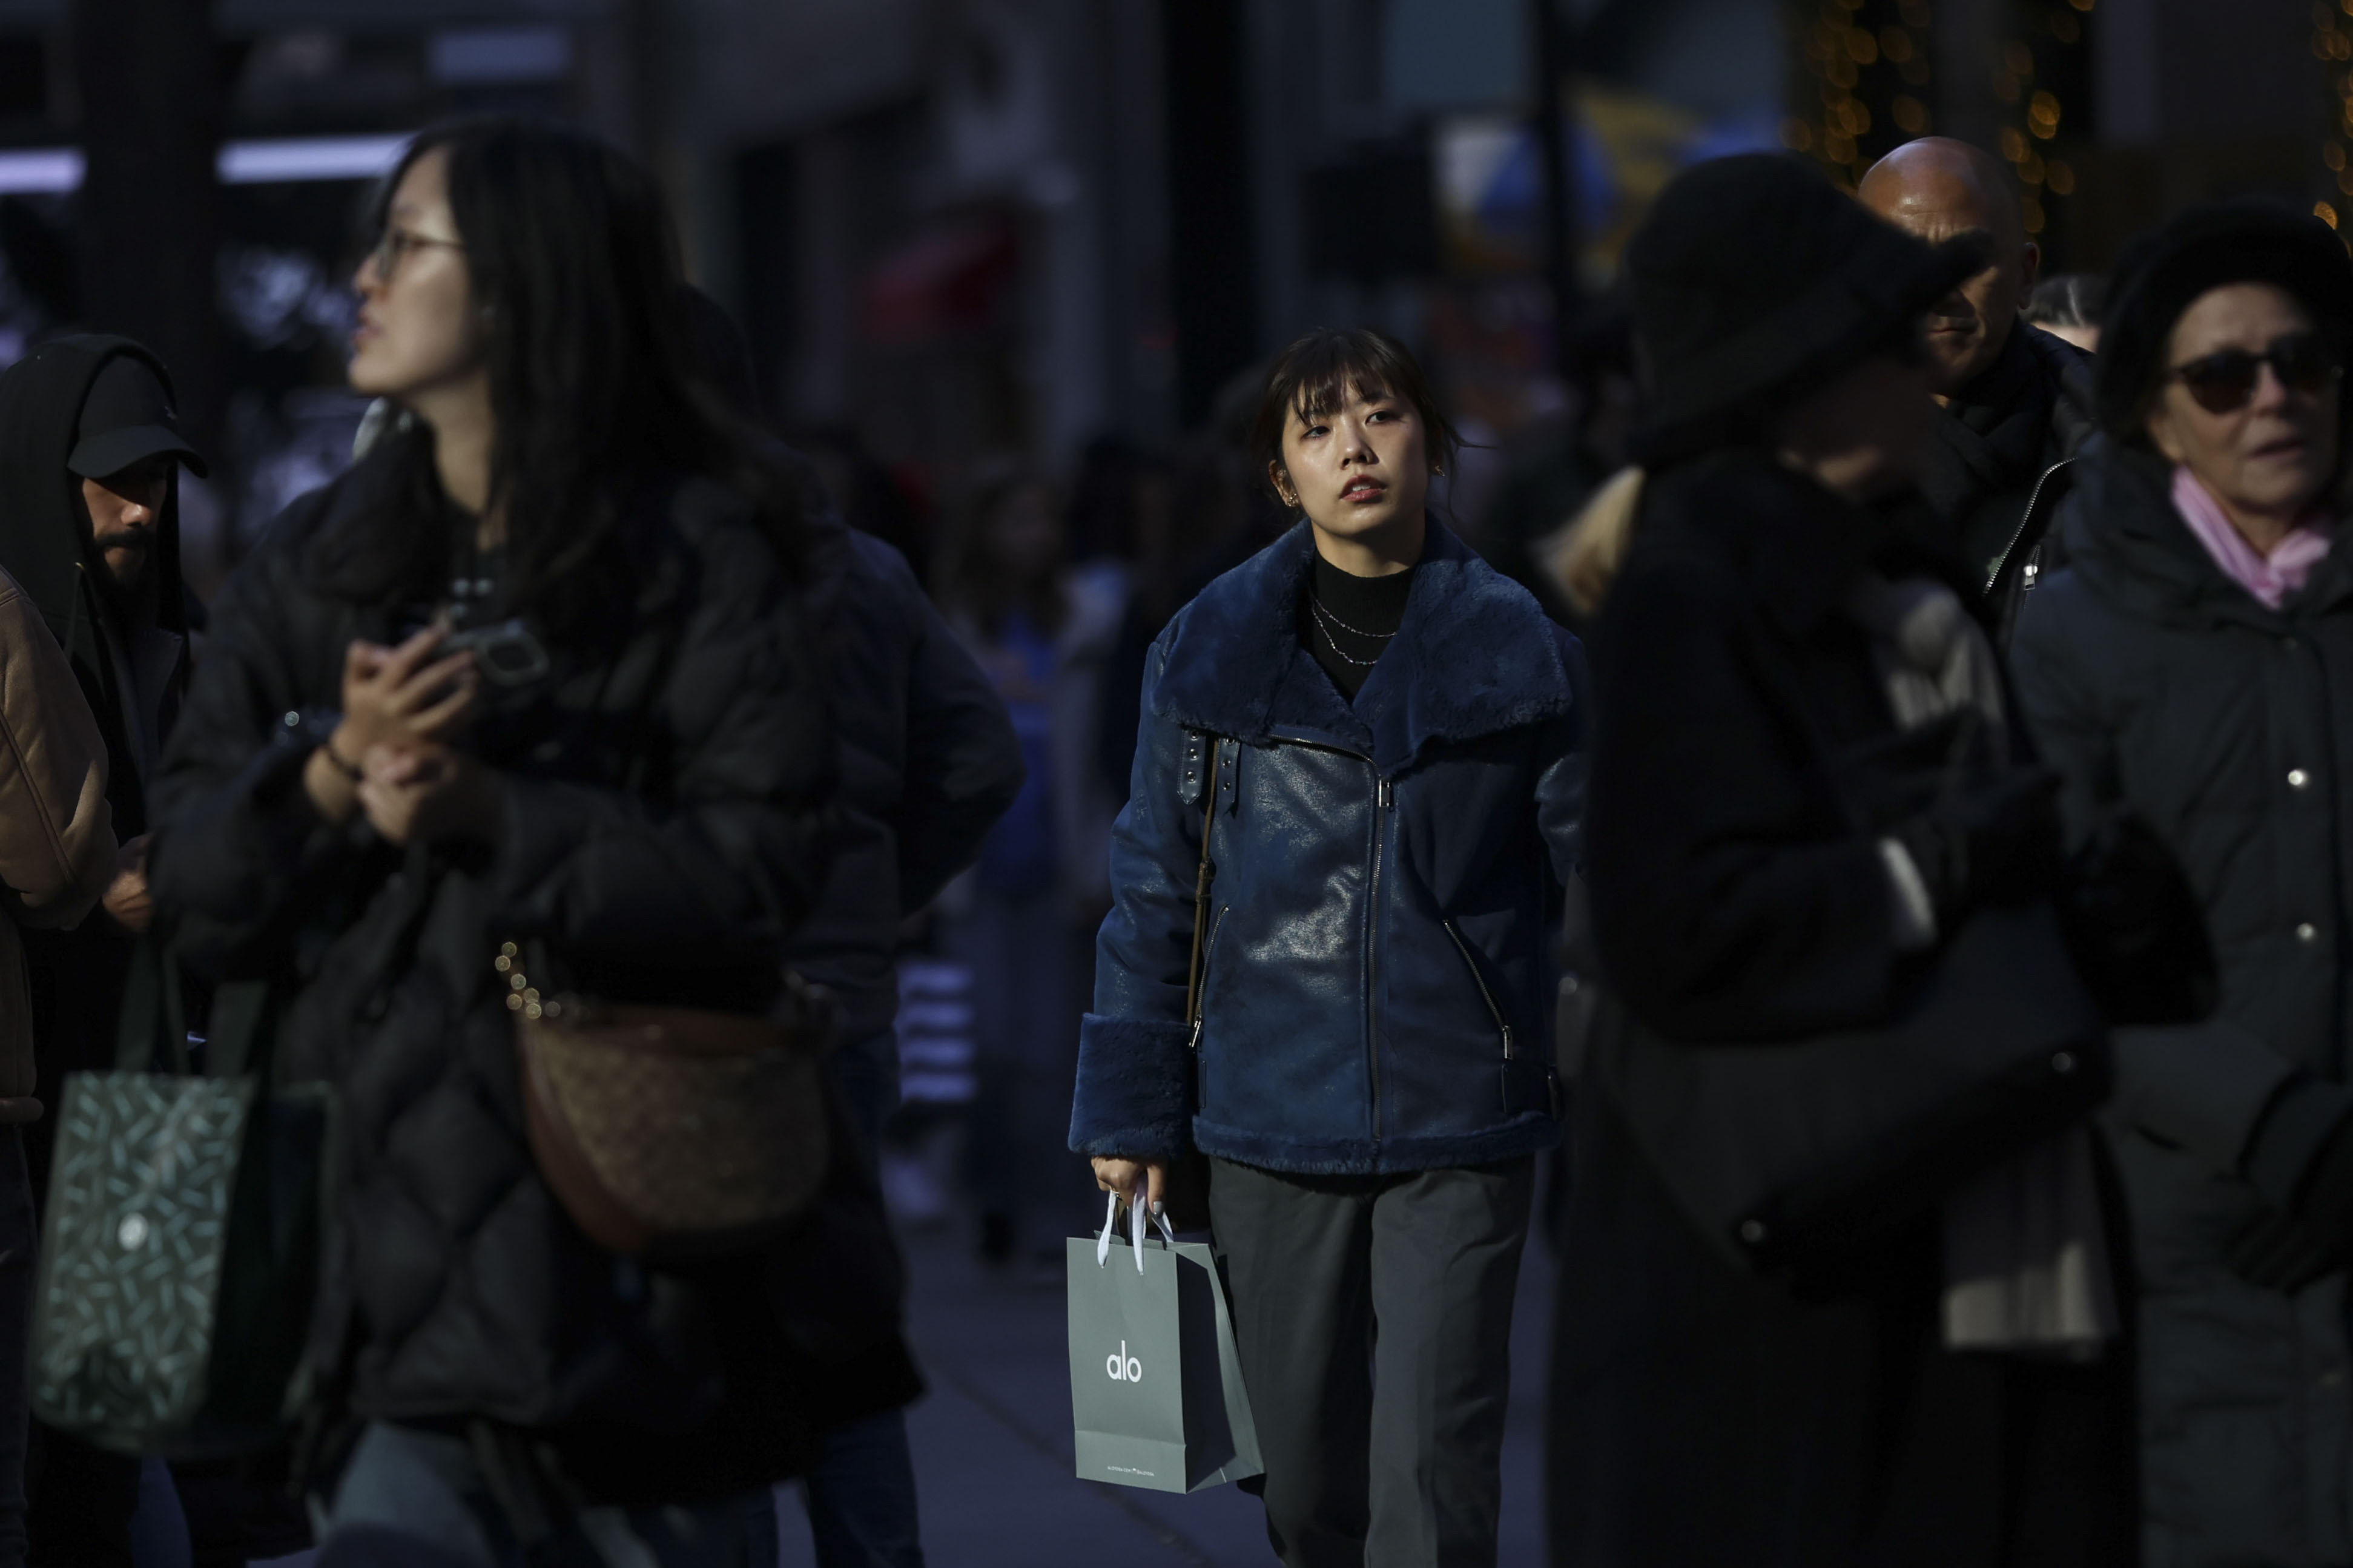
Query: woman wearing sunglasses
2010,202,2353,1563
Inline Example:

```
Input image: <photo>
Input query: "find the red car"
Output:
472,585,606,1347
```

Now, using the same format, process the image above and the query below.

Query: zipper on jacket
1188,907,1228,1052
1442,919,1515,1059
1985,456,2072,599
1368,772,1390,1143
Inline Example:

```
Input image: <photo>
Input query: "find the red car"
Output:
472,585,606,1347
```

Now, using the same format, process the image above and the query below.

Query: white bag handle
1096,1184,1176,1271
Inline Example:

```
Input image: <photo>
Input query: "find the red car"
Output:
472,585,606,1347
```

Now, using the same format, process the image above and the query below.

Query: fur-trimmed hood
1150,518,1574,774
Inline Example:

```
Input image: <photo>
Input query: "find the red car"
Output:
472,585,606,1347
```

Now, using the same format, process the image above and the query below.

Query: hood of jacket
1150,517,1574,776
0,335,188,672
2058,434,2353,634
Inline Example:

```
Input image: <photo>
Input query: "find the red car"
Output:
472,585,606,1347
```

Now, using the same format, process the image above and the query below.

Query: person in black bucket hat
1622,152,1983,463
1548,154,2138,1566
2010,199,2353,1565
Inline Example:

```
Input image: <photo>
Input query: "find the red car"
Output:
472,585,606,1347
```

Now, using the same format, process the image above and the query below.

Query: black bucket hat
1624,153,1984,464
2095,198,2353,440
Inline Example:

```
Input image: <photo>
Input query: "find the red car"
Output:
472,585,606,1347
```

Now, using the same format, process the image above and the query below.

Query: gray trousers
1209,1155,1534,1568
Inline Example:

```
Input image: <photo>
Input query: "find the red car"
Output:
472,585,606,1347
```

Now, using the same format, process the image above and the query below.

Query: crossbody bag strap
205,980,276,1081
1181,734,1224,1044
607,616,682,800
115,935,191,1076
507,614,684,1003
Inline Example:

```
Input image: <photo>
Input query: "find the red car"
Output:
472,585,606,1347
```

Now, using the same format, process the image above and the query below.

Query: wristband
320,737,366,783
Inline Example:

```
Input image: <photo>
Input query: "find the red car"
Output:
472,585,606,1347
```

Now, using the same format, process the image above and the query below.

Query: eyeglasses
2167,334,2343,414
366,225,464,281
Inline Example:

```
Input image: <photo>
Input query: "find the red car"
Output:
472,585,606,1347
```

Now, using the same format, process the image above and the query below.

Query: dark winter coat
2013,436,2353,1566
0,335,191,839
1556,448,2134,1565
1585,452,1976,1040
148,452,918,1503
0,338,193,1192
1919,323,2095,628
1071,519,1585,1176
789,507,1023,1041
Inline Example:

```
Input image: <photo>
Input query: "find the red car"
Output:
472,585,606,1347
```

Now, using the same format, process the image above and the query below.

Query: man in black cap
1860,138,2096,631
0,335,202,1568
0,340,202,930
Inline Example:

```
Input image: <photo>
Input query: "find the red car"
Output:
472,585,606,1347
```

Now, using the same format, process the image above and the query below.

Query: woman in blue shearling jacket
1072,328,1585,1567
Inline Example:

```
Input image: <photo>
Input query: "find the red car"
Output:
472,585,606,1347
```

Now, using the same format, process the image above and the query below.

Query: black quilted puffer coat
147,448,916,1503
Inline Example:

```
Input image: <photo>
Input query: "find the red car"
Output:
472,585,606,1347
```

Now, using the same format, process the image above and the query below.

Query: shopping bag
29,941,329,1457
1066,1192,1261,1494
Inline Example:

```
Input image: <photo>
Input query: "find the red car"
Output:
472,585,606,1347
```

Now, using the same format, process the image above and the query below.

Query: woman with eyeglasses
2010,202,2353,1563
145,118,917,1563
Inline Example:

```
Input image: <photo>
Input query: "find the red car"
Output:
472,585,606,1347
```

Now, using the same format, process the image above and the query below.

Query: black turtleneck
1301,552,1414,700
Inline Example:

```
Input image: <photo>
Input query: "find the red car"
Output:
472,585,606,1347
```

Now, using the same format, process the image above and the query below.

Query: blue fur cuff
1068,1013,1195,1161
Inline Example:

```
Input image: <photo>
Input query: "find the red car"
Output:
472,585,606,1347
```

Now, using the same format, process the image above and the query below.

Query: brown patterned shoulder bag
501,943,837,1262
496,619,836,1263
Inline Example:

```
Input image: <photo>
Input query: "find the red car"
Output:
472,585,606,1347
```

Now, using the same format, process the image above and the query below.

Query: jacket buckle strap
1180,731,1208,809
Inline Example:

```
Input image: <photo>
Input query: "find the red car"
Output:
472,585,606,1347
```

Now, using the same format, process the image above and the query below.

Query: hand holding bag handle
1098,1185,1180,1272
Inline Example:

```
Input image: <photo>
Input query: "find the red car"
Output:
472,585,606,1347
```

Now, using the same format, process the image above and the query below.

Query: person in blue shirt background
942,465,1126,1273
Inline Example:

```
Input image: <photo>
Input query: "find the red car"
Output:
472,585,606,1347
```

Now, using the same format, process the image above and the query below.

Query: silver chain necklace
1310,596,1393,667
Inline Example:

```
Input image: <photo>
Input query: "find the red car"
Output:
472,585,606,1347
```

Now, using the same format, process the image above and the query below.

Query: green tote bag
29,941,331,1458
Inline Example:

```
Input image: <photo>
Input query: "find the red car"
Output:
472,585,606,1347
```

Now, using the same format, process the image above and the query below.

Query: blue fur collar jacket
1071,519,1588,1176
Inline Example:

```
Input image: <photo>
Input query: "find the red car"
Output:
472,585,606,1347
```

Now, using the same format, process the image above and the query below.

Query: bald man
1860,138,2096,633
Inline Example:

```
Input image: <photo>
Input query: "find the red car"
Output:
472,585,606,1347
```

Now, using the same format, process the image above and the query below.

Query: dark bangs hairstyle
314,116,800,637
1246,328,1461,506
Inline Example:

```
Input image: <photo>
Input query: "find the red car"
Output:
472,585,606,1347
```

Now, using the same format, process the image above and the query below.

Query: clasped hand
317,625,504,846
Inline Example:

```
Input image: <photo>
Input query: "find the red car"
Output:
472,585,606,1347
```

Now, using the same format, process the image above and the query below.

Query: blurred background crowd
8,0,2341,1286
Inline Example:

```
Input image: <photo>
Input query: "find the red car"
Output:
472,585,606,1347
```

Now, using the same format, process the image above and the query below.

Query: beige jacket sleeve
0,567,114,1115
0,569,114,928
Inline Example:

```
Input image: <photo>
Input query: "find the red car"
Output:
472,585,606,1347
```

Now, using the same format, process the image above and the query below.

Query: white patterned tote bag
30,943,328,1458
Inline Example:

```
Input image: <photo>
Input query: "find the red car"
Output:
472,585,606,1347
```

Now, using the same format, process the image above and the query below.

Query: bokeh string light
2316,0,2353,240
1784,0,1936,189
1995,0,2091,242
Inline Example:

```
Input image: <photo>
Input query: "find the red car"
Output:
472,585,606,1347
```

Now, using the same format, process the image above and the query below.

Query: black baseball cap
66,355,207,481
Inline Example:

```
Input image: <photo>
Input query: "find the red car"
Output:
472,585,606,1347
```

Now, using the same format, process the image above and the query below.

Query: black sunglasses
2167,334,2343,414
